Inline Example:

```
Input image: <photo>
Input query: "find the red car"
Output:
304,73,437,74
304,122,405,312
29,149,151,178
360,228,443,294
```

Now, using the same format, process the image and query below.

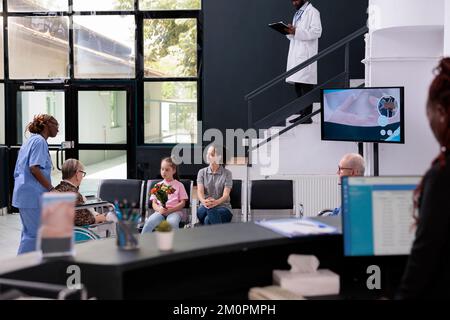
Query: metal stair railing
245,26,368,143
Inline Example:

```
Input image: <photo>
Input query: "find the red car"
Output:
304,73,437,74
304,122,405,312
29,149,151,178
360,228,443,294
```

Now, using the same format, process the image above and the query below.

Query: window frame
139,9,202,146
1,0,203,174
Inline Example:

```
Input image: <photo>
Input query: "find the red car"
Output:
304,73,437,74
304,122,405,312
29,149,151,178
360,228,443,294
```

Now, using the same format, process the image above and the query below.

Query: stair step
263,127,284,139
245,102,325,147
285,102,321,126
285,115,320,125
350,79,365,87
243,136,275,147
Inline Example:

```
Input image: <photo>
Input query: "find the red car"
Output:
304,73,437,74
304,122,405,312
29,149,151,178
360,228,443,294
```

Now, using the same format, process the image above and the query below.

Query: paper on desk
255,218,337,238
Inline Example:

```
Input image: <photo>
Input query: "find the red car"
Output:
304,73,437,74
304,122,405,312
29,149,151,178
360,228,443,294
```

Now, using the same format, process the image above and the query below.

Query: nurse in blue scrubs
12,114,59,254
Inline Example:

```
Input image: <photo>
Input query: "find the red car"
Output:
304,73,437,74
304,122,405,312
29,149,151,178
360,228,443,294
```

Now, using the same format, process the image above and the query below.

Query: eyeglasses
78,170,86,177
337,166,353,173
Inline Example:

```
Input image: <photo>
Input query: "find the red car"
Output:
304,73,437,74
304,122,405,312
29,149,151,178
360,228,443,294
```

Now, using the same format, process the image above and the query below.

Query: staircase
229,0,446,214
242,27,368,177
224,28,368,216
227,84,363,216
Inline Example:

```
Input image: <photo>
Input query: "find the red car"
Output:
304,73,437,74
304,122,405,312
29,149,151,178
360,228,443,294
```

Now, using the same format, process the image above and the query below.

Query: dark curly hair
25,114,56,135
413,57,450,221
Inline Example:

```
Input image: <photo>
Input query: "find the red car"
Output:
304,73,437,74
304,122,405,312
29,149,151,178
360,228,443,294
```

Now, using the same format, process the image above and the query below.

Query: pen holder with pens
114,200,140,251
116,220,139,250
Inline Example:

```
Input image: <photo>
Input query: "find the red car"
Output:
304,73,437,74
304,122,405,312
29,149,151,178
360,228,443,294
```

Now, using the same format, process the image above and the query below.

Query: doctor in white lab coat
285,0,322,124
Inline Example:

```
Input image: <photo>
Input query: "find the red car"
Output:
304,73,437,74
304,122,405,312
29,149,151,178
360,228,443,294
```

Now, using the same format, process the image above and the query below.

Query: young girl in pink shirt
141,157,188,233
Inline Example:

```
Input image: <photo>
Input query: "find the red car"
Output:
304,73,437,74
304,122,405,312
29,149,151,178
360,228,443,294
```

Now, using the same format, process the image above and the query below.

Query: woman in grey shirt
196,145,233,224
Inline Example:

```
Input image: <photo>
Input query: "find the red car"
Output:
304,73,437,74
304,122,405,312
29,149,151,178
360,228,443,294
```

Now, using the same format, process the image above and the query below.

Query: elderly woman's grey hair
62,158,83,180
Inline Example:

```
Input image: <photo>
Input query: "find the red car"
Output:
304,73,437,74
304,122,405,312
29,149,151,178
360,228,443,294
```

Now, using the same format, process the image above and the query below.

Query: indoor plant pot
155,220,174,251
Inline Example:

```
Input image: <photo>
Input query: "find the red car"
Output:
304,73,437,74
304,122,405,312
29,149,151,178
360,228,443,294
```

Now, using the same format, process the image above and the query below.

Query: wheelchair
73,201,116,243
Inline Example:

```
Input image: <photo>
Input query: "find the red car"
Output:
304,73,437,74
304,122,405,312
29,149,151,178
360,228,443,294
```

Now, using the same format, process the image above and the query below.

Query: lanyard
293,2,310,26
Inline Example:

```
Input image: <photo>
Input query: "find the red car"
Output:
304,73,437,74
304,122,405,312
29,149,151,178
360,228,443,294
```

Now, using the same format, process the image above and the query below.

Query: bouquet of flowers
150,183,176,208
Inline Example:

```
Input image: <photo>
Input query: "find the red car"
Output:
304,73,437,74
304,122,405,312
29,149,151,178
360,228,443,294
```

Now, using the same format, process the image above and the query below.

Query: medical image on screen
321,88,404,143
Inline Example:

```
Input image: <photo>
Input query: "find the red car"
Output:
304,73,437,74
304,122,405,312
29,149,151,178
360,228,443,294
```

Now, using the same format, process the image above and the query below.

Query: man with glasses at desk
319,153,365,216
337,153,365,181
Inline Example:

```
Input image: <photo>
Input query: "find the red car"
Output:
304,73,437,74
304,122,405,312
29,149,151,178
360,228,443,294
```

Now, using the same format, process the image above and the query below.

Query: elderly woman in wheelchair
53,159,115,242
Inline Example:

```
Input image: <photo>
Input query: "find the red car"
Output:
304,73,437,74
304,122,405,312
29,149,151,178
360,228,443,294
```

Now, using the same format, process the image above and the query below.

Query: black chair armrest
318,209,333,216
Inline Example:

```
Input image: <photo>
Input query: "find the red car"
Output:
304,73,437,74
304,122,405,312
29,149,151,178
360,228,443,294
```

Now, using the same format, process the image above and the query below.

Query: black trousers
294,83,314,117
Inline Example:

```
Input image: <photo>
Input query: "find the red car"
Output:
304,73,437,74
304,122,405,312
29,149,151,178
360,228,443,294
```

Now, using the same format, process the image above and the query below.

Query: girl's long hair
161,157,180,181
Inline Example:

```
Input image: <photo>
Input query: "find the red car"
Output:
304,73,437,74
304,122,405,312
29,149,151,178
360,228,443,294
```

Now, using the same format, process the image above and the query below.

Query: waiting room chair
97,178,145,221
230,179,245,222
144,179,194,229
192,179,245,225
249,179,298,222
318,209,334,217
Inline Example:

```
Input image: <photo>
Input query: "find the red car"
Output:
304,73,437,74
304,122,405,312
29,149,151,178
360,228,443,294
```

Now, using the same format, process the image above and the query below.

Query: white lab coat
286,3,322,85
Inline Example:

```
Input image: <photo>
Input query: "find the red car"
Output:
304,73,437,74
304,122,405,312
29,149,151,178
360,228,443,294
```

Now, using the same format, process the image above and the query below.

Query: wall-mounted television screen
321,87,404,143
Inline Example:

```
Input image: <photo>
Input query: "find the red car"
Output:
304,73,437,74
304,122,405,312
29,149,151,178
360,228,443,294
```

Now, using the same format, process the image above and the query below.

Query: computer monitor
321,87,405,143
341,176,420,256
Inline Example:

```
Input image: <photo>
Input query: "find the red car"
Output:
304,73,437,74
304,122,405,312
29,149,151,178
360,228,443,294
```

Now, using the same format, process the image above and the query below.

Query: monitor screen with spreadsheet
341,176,421,256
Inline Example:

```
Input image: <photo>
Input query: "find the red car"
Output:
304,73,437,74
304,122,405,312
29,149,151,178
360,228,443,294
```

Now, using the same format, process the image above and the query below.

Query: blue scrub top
12,134,52,209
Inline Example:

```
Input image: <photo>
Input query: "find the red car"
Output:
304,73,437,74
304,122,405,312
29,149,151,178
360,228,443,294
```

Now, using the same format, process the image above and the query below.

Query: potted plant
155,220,174,251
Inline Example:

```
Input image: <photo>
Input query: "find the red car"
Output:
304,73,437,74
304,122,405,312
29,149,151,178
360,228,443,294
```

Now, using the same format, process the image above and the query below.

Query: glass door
8,83,70,186
72,84,134,196
8,82,135,197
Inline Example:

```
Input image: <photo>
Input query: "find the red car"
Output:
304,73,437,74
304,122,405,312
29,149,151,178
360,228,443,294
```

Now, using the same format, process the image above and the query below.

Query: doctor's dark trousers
295,83,314,118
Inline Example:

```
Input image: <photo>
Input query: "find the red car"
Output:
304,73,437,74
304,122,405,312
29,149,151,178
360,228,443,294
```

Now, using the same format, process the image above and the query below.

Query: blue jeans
197,206,233,225
141,212,181,234
18,208,41,255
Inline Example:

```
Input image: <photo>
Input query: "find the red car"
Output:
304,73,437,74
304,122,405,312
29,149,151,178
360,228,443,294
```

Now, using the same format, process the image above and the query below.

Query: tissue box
273,269,340,297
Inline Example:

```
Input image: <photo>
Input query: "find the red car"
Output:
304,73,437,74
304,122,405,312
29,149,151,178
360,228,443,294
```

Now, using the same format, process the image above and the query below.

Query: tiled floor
0,213,21,261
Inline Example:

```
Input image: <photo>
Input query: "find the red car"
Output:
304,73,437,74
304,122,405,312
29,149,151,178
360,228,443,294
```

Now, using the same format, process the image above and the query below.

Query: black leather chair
249,180,295,221
230,180,242,209
192,179,244,225
318,209,334,216
144,179,194,229
97,179,145,217
230,179,244,222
